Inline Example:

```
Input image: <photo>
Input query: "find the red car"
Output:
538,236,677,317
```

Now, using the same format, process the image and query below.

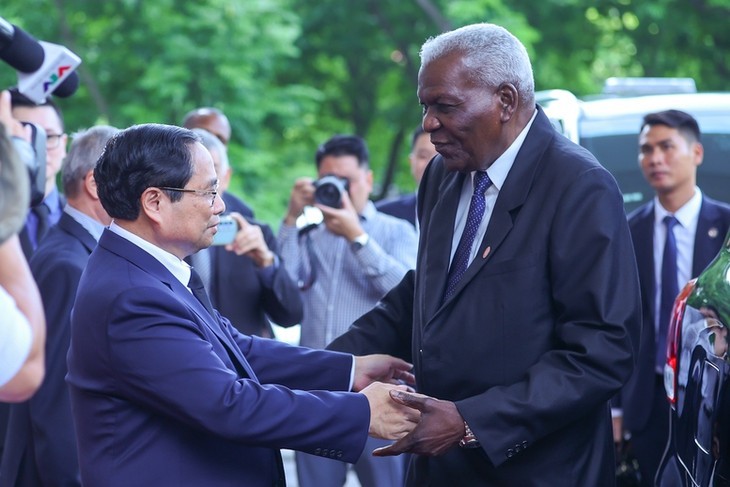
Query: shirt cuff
348,355,356,391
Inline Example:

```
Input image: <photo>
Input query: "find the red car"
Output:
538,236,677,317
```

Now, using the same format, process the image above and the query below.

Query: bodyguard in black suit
190,129,302,337
329,23,641,485
1,126,119,486
616,110,730,486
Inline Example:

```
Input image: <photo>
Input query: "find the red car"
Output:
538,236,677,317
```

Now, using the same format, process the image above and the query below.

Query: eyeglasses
157,186,218,207
46,133,65,150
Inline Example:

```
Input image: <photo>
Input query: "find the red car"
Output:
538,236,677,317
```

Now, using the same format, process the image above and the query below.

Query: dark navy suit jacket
330,108,642,485
620,196,730,432
66,230,369,486
376,193,417,228
0,213,91,486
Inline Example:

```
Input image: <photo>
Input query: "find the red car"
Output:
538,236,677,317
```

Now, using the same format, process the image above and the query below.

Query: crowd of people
0,20,722,486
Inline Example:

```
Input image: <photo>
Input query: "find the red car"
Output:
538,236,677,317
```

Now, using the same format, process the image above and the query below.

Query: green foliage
2,0,727,226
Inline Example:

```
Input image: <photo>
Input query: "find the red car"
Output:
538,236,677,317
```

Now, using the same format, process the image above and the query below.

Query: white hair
420,23,535,107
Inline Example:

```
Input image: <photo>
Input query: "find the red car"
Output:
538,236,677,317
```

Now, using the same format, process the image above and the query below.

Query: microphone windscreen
52,71,79,98
0,25,44,73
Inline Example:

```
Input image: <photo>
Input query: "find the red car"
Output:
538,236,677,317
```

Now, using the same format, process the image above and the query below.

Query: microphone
0,17,45,73
16,40,81,104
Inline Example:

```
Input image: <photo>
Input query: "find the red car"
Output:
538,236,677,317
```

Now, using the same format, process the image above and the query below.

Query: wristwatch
350,233,370,252
459,421,480,448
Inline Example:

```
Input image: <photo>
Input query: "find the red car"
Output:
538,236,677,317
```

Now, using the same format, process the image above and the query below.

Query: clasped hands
355,355,468,457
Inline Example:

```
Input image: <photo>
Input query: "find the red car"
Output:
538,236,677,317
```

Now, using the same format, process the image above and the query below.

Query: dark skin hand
373,390,466,457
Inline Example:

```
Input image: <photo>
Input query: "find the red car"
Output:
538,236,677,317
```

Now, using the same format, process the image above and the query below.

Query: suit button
522,440,528,448
322,449,329,456
337,451,343,459
506,449,514,458
314,448,321,455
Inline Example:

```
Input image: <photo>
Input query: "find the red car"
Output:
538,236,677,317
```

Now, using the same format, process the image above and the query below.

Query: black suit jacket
620,196,730,432
376,193,417,227
207,191,302,337
330,108,642,485
0,213,93,486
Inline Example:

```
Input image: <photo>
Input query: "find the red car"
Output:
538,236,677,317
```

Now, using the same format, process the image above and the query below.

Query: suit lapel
693,198,726,275
437,109,553,309
58,213,97,254
99,230,258,381
422,170,465,319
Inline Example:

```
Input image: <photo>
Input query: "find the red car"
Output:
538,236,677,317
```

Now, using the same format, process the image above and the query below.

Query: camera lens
314,175,348,208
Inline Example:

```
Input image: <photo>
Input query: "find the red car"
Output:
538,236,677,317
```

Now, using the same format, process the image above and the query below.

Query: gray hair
62,125,120,197
191,128,229,174
420,23,535,107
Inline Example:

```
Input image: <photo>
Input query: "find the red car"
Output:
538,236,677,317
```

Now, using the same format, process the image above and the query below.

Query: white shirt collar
484,108,538,189
108,221,192,287
653,187,702,229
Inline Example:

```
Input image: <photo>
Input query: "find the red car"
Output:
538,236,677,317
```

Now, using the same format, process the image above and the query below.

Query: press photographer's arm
0,117,46,402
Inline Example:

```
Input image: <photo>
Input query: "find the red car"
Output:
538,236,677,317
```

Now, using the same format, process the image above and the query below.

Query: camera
313,174,349,208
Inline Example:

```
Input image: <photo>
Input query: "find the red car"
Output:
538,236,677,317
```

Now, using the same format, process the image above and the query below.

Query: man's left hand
373,391,465,457
353,354,415,392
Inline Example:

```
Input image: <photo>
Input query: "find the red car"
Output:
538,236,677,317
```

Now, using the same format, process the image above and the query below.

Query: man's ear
497,83,518,122
140,187,165,224
693,141,704,168
84,171,98,199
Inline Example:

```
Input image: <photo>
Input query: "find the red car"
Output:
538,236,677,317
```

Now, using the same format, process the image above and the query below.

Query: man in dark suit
65,123,419,486
615,109,730,485
1,126,119,486
190,128,302,337
181,106,254,217
328,23,642,485
376,125,437,228
10,89,67,258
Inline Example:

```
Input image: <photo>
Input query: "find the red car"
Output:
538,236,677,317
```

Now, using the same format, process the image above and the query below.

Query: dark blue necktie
188,268,216,319
32,203,51,248
444,171,492,301
657,216,679,372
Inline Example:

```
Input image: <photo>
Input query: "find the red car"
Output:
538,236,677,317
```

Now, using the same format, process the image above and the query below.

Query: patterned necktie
657,215,679,371
444,171,492,301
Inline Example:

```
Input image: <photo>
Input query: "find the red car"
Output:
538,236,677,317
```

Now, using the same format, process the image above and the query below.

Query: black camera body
313,174,349,208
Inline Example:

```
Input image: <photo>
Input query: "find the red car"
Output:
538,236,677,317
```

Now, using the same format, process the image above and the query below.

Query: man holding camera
278,134,418,487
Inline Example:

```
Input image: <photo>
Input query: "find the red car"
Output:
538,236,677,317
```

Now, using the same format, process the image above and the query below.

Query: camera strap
296,223,319,290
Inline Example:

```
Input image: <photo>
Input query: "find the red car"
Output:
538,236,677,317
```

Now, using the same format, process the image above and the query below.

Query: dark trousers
631,375,670,487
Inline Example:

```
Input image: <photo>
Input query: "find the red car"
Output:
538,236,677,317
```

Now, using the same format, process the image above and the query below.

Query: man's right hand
0,90,30,141
360,382,420,440
284,177,315,226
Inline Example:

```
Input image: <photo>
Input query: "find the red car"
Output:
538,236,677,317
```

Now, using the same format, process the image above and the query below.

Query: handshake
354,355,467,457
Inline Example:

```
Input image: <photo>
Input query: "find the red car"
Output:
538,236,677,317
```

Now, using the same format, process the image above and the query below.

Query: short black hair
9,88,65,131
94,124,200,220
641,109,701,143
315,134,369,169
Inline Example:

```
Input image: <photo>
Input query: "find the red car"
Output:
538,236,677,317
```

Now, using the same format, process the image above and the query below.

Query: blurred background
1,0,728,227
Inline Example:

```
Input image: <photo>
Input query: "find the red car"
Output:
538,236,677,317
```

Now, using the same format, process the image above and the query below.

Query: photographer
278,134,417,487
0,115,46,404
